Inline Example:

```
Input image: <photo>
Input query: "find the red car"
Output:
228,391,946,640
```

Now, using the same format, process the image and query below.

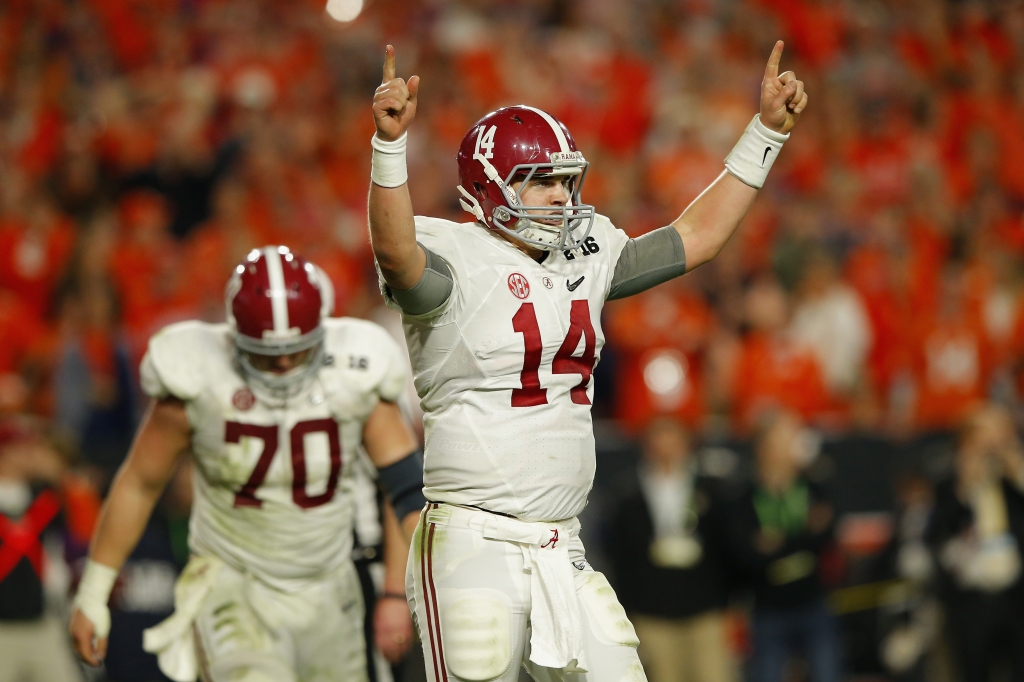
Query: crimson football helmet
456,105,595,252
225,246,335,395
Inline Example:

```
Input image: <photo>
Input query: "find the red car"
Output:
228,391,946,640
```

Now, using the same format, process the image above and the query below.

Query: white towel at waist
142,555,223,682
426,505,588,672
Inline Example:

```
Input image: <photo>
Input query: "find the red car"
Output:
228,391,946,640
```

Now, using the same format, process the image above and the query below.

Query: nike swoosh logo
566,276,585,292
762,146,772,166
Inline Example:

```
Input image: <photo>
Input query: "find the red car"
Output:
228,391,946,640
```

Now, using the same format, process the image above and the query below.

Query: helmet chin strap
514,217,563,249
457,185,486,222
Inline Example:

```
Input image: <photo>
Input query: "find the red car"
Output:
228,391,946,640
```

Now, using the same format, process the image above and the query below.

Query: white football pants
192,559,367,682
407,503,647,682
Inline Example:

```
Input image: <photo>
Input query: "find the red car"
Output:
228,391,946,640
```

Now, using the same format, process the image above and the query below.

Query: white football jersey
384,215,629,522
139,318,407,591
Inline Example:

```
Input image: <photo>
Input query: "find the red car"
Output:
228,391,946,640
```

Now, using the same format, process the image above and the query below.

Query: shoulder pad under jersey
320,317,408,403
140,321,232,401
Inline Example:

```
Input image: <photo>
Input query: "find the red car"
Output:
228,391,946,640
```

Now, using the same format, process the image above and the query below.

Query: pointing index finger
764,40,784,80
382,44,396,84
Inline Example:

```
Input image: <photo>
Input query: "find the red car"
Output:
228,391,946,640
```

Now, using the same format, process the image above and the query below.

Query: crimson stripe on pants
426,517,448,681
421,505,446,682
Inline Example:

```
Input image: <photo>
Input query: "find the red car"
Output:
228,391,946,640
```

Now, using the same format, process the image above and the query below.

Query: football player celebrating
369,42,806,682
69,247,426,682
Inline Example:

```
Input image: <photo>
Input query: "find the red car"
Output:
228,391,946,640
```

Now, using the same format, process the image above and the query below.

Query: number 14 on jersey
512,300,595,407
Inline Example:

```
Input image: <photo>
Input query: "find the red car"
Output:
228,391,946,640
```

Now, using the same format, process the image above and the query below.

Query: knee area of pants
208,656,295,682
440,591,513,681
577,572,640,648
621,660,648,682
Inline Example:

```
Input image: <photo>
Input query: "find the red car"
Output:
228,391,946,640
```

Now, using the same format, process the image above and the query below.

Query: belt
424,503,579,548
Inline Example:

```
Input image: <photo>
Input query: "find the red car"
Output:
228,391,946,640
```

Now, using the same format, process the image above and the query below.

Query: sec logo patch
507,273,530,299
232,388,256,411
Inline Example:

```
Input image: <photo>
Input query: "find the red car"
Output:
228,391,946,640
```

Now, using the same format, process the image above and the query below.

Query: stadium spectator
909,266,991,432
729,276,834,431
875,470,941,682
928,404,1024,682
53,275,138,482
608,418,735,682
604,280,713,431
789,250,872,406
0,415,97,682
721,409,841,682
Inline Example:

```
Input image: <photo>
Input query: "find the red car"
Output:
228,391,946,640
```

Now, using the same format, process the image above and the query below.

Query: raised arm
672,41,807,271
70,397,192,666
369,45,425,290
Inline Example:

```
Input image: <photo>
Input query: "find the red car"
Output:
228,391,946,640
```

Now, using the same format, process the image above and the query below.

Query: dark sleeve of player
607,226,688,300
385,243,454,315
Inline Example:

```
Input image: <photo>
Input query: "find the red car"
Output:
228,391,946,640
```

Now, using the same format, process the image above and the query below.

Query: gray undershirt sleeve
607,226,688,301
388,243,455,315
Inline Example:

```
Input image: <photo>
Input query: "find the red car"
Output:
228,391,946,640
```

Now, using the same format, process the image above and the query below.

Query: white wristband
371,132,409,188
724,115,790,189
73,559,118,639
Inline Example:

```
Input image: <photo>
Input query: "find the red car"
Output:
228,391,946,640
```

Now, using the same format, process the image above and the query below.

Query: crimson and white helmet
225,246,335,395
456,105,595,252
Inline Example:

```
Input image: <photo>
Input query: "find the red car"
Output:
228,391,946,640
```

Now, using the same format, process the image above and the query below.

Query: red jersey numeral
553,300,597,405
289,419,343,509
227,423,278,508
226,420,342,509
512,300,596,407
512,303,548,407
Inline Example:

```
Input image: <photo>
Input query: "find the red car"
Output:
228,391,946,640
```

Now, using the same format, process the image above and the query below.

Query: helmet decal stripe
521,106,570,153
262,246,290,334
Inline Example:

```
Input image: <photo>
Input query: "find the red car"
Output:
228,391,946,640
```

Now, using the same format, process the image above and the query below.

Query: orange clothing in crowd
731,332,832,430
0,217,75,322
0,291,47,374
110,237,194,342
180,218,275,310
846,226,947,397
909,314,990,431
605,288,714,430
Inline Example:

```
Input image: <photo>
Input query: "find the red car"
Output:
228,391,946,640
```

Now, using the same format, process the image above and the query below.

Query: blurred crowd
4,0,1024,680
606,404,1024,682
2,0,1024,444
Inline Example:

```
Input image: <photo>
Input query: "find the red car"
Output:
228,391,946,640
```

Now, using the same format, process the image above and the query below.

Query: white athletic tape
724,114,790,189
74,559,119,639
371,132,409,188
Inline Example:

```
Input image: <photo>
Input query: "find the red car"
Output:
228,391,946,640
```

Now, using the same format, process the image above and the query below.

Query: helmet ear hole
473,182,487,198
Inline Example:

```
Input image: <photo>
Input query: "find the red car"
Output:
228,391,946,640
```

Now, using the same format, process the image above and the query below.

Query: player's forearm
671,170,758,271
381,501,411,590
89,466,167,570
368,183,426,290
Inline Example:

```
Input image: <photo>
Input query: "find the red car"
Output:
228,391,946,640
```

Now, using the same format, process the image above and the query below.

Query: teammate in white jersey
368,42,807,682
68,246,427,682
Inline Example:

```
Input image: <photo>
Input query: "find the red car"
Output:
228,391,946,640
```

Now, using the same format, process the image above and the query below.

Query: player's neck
495,229,547,262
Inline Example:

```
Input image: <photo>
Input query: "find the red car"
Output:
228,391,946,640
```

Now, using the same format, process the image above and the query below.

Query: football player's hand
373,45,419,142
374,595,414,663
760,41,807,135
70,607,108,666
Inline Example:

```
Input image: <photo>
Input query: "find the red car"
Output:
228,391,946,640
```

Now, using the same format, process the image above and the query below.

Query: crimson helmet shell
227,246,329,352
456,105,595,252
225,246,334,394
